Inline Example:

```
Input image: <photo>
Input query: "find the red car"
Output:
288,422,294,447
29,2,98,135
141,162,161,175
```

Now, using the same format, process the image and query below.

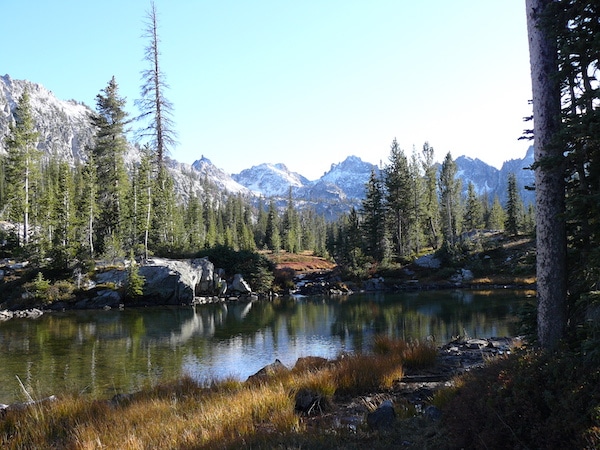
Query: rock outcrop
140,257,215,304
87,257,254,307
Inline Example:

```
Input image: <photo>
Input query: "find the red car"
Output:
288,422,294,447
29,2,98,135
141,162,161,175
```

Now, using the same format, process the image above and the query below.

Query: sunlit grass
0,336,439,449
372,335,438,369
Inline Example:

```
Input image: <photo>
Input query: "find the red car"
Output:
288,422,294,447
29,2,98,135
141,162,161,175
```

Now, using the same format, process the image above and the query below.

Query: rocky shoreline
0,334,519,439
295,336,520,436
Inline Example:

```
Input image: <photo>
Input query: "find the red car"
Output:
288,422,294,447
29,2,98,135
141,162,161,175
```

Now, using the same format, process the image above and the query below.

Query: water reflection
0,290,532,403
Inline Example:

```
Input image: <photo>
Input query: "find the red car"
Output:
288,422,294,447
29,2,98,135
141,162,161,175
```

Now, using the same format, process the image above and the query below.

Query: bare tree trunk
24,155,29,245
526,0,567,350
144,175,152,261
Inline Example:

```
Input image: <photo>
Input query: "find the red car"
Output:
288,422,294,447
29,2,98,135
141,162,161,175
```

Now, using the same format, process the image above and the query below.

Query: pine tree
136,1,177,167
361,169,389,262
463,182,484,231
408,148,425,256
4,88,40,246
254,197,268,249
346,207,364,266
75,156,98,259
265,200,281,252
150,166,181,254
134,146,154,259
487,196,506,231
126,250,145,299
522,203,536,236
384,138,411,259
184,193,204,251
552,1,600,308
438,152,463,252
50,161,77,269
505,173,524,236
92,77,130,256
282,188,300,253
421,142,441,249
203,199,218,248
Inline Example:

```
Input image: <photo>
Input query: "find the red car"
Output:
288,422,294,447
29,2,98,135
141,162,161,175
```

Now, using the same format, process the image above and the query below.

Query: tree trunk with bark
526,0,567,350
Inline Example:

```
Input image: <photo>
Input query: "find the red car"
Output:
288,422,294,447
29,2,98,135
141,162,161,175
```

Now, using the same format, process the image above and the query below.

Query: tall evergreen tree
421,142,441,249
150,166,181,254
203,199,218,248
4,88,40,245
50,161,77,268
361,169,389,262
408,148,425,255
136,1,177,167
505,173,524,236
486,196,506,231
130,145,154,258
184,193,204,251
438,152,462,252
282,188,300,253
345,207,364,266
265,200,281,252
552,0,600,305
92,77,130,256
254,197,268,249
384,138,411,259
74,156,98,258
463,182,484,231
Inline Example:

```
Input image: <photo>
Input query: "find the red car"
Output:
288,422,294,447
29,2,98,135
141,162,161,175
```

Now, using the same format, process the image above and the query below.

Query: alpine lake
0,290,533,404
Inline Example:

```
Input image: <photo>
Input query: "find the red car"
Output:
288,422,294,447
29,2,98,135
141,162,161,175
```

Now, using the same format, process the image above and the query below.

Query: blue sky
3,1,532,180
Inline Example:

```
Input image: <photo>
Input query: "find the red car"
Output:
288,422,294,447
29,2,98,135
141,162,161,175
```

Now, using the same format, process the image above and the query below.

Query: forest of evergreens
0,80,532,276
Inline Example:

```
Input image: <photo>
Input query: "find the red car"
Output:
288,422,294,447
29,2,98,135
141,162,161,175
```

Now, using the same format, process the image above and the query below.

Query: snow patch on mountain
320,155,379,199
232,163,309,197
191,156,251,195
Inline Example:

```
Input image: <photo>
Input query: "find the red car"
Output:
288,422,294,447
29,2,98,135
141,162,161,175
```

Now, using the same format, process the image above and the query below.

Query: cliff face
0,74,95,163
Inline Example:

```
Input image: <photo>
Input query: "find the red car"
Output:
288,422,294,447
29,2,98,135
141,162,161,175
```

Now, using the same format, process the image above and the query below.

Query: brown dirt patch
264,251,337,273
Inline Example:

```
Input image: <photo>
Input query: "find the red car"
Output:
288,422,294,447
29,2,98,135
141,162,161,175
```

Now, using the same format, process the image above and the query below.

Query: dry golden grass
372,335,438,369
471,275,536,286
0,337,439,449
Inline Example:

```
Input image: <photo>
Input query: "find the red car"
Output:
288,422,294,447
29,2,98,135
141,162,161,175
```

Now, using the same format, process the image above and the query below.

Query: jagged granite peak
191,156,251,195
0,74,95,163
497,145,535,206
320,155,379,199
455,155,501,197
454,147,535,206
297,180,348,202
232,162,310,197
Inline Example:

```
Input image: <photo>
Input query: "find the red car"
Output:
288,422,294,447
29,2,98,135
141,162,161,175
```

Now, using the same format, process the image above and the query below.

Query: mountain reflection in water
0,290,532,404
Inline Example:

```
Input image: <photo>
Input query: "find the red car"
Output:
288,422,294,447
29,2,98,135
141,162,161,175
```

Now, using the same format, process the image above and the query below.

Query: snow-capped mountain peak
232,162,310,197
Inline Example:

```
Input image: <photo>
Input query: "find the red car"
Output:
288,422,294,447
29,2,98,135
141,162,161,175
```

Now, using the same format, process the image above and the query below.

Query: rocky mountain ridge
0,75,534,219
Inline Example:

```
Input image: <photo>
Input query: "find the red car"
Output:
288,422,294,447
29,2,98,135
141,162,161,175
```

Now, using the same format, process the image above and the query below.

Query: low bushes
441,350,600,449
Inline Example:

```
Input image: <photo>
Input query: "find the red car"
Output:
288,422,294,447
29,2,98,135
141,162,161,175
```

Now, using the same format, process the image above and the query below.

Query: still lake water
0,290,532,404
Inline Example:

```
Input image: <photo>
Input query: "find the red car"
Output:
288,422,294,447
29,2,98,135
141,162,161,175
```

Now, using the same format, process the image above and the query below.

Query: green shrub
24,272,51,303
196,246,275,294
126,251,145,300
46,280,75,302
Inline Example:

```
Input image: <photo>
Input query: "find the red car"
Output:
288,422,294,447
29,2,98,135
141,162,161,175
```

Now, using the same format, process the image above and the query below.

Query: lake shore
0,335,519,449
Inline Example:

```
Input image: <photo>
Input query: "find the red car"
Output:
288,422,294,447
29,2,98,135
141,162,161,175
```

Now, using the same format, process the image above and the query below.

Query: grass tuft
0,336,440,449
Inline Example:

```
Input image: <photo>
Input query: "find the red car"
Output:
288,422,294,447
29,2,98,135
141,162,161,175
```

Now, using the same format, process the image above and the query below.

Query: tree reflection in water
0,290,531,403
